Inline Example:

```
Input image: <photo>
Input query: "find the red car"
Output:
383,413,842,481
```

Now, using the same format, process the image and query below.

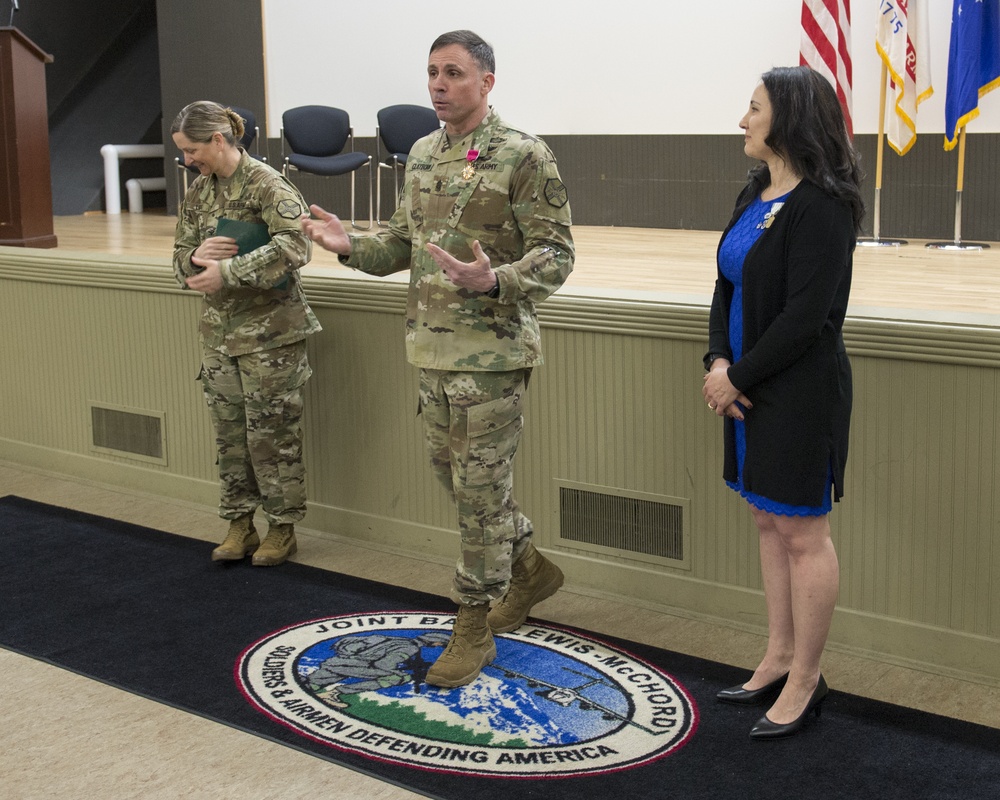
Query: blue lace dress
717,193,832,517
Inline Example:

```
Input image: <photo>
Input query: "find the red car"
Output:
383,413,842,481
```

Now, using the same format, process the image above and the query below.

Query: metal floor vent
90,403,166,464
558,483,688,567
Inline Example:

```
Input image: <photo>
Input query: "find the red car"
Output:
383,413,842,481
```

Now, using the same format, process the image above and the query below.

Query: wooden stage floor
41,213,1000,327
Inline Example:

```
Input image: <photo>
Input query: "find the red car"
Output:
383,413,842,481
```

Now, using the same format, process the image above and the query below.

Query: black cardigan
707,180,855,507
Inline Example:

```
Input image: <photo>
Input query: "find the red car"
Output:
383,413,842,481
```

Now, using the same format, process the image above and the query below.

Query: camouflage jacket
173,150,321,356
344,108,574,371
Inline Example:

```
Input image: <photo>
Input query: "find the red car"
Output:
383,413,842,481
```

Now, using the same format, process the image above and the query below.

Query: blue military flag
944,0,1000,149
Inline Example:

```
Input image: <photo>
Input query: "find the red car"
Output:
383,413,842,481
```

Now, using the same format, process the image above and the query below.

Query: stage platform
41,212,1000,328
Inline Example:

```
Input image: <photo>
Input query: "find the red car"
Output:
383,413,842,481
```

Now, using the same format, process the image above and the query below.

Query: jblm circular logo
238,612,698,778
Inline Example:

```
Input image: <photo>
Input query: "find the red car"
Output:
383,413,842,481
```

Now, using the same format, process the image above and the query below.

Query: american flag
800,0,854,136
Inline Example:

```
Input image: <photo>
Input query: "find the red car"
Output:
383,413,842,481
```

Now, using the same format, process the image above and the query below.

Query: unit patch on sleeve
544,178,568,208
277,199,302,219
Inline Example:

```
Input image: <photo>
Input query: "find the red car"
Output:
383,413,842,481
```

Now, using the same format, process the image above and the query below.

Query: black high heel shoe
716,672,788,705
748,674,828,740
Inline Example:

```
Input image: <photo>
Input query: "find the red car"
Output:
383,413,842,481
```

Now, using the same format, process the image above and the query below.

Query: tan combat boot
487,543,564,633
425,604,496,688
251,523,297,566
211,513,259,561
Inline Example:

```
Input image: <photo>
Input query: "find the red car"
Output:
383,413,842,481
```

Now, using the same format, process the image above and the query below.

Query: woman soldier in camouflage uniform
172,101,320,566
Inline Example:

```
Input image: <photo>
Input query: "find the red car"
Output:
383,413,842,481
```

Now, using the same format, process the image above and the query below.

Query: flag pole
927,126,989,250
859,61,907,247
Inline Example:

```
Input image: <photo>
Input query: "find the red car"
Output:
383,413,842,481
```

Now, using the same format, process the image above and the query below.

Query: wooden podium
0,27,57,248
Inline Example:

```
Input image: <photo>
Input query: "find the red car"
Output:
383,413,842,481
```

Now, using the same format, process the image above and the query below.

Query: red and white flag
800,0,854,136
876,0,933,155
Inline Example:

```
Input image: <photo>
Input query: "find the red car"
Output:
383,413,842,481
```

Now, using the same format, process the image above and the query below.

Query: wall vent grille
90,403,167,465
557,482,689,568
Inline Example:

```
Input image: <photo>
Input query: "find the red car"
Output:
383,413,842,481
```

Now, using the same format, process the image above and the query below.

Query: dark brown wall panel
265,131,1000,241
541,133,1000,241
157,0,266,213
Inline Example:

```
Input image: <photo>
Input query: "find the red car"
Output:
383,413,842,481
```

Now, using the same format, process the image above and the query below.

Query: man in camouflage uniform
172,101,320,566
302,31,574,687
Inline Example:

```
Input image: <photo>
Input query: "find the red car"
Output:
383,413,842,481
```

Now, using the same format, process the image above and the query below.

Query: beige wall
2,249,999,684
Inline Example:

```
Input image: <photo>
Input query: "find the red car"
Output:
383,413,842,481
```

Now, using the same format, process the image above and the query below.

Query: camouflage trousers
199,340,311,525
418,368,534,606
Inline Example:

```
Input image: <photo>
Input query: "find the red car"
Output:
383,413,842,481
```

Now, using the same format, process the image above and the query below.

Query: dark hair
170,101,244,146
747,66,864,232
430,29,495,74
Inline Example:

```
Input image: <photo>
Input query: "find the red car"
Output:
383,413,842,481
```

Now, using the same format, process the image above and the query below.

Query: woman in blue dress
703,67,863,740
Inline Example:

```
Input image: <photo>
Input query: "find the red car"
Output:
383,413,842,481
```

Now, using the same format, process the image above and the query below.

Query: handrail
125,177,167,214
100,144,165,214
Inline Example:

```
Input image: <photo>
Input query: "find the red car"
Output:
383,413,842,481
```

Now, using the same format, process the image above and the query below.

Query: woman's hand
703,361,753,420
194,236,238,261
187,257,224,293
